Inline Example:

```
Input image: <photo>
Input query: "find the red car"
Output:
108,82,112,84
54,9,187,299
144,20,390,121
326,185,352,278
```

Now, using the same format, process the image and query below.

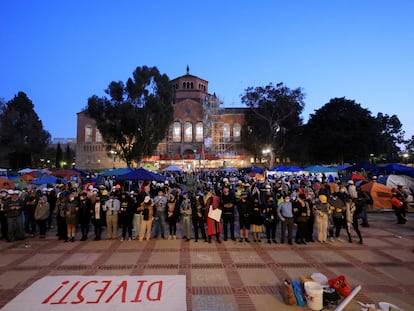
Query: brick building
75,68,252,170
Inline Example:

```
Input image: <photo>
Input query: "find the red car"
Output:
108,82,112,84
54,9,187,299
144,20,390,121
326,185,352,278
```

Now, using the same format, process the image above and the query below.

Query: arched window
184,122,193,142
233,123,241,142
195,122,203,142
223,123,230,142
96,128,103,142
85,125,93,142
173,122,181,142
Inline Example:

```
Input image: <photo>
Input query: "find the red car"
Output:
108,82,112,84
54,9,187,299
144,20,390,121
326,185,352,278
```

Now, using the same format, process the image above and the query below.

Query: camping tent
31,176,68,185
377,174,414,196
50,169,82,180
380,163,414,178
360,181,393,209
0,178,15,189
161,164,184,172
118,167,165,181
99,168,133,177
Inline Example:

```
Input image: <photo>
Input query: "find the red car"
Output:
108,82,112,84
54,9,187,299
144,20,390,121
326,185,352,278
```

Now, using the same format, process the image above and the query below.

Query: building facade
75,68,252,170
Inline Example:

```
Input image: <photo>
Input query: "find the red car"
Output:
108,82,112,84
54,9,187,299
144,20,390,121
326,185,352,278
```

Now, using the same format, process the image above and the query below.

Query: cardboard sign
2,275,186,311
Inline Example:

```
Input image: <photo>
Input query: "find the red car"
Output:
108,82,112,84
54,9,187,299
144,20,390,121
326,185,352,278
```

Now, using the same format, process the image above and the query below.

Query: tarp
161,164,184,172
50,169,82,180
31,176,68,185
240,166,264,174
303,165,338,173
360,181,393,209
118,167,165,181
345,162,378,172
380,163,414,178
99,168,133,177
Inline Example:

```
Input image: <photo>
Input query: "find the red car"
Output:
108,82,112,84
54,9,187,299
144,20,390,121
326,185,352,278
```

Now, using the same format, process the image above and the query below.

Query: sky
1,0,413,142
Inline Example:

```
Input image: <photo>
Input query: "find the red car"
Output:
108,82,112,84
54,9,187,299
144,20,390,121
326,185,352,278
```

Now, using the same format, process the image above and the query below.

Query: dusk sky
1,1,413,142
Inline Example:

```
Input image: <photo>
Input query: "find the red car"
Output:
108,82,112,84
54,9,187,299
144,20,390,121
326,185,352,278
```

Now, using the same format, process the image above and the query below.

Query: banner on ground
2,275,186,311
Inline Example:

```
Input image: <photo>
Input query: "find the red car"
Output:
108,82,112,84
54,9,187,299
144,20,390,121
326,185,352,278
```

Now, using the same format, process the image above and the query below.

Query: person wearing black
304,194,315,243
328,192,346,242
91,195,105,240
78,192,93,241
293,194,309,244
221,185,236,241
264,195,278,244
237,191,252,243
191,191,207,242
24,189,38,237
119,192,135,241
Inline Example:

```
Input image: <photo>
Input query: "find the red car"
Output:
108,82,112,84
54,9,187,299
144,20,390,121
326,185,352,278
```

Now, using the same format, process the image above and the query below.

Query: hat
144,196,151,203
109,192,116,197
241,191,248,196
7,189,14,195
347,180,354,185
102,190,108,196
222,178,229,183
319,195,328,203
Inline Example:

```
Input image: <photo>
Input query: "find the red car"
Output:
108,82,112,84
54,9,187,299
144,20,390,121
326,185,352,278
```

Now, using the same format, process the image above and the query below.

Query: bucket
304,281,323,311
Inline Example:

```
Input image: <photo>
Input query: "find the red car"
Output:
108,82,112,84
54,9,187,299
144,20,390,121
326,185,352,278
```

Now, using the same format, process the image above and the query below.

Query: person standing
0,190,9,239
55,194,68,240
314,195,330,243
205,188,222,243
5,190,25,242
277,194,294,245
24,189,37,237
34,192,50,238
65,191,79,242
251,194,264,242
137,196,154,241
166,192,179,240
153,189,167,239
104,192,120,240
293,193,309,244
180,192,192,241
78,192,93,241
345,197,363,244
119,192,135,241
221,185,236,241
237,192,252,243
191,191,207,242
91,195,105,241
264,195,278,244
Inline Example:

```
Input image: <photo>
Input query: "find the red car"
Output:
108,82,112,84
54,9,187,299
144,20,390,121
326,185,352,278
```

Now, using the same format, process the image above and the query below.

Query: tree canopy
301,97,404,164
86,66,173,167
240,83,305,167
0,92,51,169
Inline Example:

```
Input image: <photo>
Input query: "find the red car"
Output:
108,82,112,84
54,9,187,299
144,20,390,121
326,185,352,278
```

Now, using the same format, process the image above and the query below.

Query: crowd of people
2,169,408,246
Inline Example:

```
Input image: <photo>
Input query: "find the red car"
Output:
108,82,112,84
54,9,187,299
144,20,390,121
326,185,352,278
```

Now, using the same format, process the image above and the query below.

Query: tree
0,92,51,169
86,66,173,167
64,144,74,168
240,83,305,167
303,97,380,164
375,113,405,162
55,143,63,168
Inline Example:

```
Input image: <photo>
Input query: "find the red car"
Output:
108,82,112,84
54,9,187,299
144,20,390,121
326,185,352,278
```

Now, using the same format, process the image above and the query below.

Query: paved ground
0,212,413,311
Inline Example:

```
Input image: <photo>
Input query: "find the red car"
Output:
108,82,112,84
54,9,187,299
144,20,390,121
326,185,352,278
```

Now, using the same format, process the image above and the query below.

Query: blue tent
303,165,338,173
99,168,134,177
31,176,68,185
240,166,264,174
345,162,378,172
380,163,414,178
117,167,165,181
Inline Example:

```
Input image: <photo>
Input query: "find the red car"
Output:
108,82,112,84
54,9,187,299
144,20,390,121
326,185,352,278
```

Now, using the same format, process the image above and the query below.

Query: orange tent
19,173,35,183
50,169,81,180
0,178,15,190
360,181,392,209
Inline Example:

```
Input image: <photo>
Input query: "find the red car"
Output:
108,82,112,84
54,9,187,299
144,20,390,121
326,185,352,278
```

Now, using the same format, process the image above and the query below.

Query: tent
303,165,338,173
377,174,414,196
360,181,393,209
142,163,158,171
0,178,15,189
118,167,165,181
240,166,264,174
31,176,68,185
161,164,184,172
50,169,82,180
99,168,133,177
380,163,414,178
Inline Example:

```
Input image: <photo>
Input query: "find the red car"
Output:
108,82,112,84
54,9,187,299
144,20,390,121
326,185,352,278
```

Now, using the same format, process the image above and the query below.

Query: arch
184,121,193,142
173,121,181,142
233,123,241,142
223,123,230,142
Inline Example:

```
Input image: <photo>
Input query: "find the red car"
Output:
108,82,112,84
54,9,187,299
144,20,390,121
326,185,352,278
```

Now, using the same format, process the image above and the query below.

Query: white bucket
304,281,323,310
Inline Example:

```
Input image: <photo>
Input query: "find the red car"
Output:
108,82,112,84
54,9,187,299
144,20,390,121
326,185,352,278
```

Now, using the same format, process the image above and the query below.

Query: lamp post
403,153,409,165
110,150,117,169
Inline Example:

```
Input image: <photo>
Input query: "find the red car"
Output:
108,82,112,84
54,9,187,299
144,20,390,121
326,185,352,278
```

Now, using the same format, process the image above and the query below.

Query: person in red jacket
205,188,222,243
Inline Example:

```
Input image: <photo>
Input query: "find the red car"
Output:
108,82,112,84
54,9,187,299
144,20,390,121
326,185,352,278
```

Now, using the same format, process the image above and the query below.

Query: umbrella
50,169,82,180
142,163,158,171
118,167,165,181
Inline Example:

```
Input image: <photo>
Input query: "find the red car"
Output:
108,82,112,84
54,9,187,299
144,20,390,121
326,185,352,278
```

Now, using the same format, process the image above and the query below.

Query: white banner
1,275,186,311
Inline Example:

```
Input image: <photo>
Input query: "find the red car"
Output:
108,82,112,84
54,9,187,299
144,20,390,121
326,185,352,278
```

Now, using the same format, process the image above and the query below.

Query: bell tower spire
186,65,190,75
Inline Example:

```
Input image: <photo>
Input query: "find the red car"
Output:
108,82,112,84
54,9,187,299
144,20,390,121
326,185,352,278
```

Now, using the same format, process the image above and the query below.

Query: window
173,122,181,142
195,122,204,142
184,122,193,142
96,128,103,142
233,123,241,142
85,125,93,142
223,123,230,142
